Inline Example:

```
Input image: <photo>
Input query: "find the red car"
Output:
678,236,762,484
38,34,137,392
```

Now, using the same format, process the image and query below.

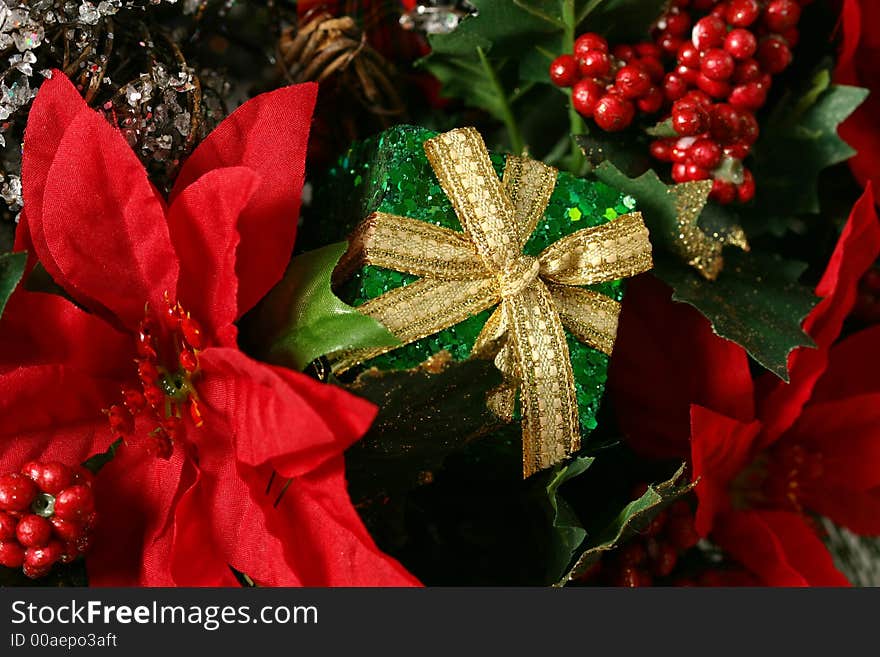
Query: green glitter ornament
311,125,639,439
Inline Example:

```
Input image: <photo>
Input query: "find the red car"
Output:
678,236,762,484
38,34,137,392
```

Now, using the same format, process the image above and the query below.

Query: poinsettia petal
756,185,880,447
198,347,377,478
785,394,880,491
88,439,190,587
812,325,880,402
167,167,261,348
690,404,763,537
836,0,880,191
15,72,86,271
0,291,130,380
39,102,178,331
713,509,849,586
170,83,317,318
805,485,880,536
0,365,118,446
610,275,755,459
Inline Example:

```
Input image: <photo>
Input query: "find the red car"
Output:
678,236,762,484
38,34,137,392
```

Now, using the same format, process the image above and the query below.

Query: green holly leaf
654,252,818,381
749,68,868,235
557,463,695,586
540,455,594,582
822,519,880,587
0,251,26,319
242,242,400,371
344,357,504,500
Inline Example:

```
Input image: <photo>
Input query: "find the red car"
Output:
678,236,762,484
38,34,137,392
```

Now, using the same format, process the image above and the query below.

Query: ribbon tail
548,285,621,356
472,307,517,421
329,277,499,374
502,155,558,248
506,281,581,478
539,212,653,286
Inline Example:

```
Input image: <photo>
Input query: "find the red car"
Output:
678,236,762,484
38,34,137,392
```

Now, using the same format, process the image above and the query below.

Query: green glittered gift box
313,125,652,476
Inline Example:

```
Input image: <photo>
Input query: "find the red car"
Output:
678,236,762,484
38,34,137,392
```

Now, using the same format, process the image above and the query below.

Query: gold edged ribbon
332,127,653,477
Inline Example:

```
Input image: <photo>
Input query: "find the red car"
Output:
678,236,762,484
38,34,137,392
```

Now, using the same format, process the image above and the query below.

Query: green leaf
0,251,26,319
243,242,400,371
557,463,695,586
541,456,594,582
344,357,504,500
822,518,880,587
654,251,819,381
749,69,868,235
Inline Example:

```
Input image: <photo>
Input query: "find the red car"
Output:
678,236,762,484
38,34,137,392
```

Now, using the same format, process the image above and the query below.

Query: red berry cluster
577,486,700,587
0,462,96,579
549,0,808,204
108,292,206,459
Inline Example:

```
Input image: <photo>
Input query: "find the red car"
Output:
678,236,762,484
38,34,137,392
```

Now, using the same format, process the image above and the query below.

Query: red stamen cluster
0,462,95,579
107,293,206,458
549,0,809,204
576,486,700,587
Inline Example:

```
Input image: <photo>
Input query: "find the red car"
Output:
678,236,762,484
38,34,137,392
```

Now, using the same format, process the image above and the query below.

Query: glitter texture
314,125,637,437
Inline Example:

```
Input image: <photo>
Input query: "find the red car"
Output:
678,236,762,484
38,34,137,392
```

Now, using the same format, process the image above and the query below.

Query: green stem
476,46,525,155
562,0,585,174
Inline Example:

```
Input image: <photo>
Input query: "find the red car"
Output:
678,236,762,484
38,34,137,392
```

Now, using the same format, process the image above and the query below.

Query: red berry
20,461,43,482
780,26,800,47
709,103,742,143
701,48,735,81
635,43,664,59
0,474,38,512
709,2,728,18
50,516,86,543
737,167,756,202
650,139,675,161
696,73,732,98
733,58,763,84
16,514,52,547
666,514,700,550
738,110,760,144
671,142,692,163
726,0,761,27
665,10,692,37
615,65,652,99
577,50,610,78
725,29,758,60
0,541,25,568
60,542,80,564
637,86,665,113
677,43,701,68
571,78,605,117
675,64,699,84
619,542,648,565
615,565,643,587
637,57,665,83
0,511,16,541
729,81,768,110
672,102,708,136
549,54,579,87
657,33,685,56
764,0,801,33
757,37,792,74
681,89,713,107
593,94,635,131
710,179,737,204
71,466,94,487
574,32,608,56
691,138,723,169
25,540,63,571
663,73,689,101
612,44,636,62
53,485,95,522
649,541,679,577
692,16,727,51
724,142,751,159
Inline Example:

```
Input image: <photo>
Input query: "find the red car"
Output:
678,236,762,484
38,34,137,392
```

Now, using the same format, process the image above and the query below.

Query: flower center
731,441,824,514
105,292,206,458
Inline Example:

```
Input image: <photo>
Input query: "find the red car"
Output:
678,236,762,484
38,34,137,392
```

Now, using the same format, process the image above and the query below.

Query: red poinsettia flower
836,0,880,192
0,72,418,586
611,185,880,585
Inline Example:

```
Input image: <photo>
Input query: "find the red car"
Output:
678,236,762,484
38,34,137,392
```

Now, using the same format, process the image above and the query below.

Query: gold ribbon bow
333,127,653,477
